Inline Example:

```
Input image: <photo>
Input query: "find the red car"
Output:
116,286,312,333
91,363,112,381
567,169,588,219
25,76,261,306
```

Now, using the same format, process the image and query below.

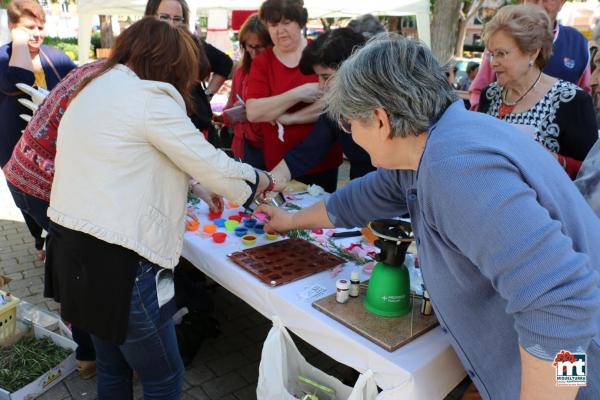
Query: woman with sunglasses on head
219,13,272,163
1,0,76,260
478,5,597,179
144,0,233,143
46,18,270,399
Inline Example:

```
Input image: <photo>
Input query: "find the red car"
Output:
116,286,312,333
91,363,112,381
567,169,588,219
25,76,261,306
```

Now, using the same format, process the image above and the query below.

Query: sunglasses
157,13,185,24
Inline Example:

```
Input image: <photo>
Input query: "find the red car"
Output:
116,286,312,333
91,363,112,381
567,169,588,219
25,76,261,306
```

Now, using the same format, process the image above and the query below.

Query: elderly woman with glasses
478,5,597,179
258,33,600,399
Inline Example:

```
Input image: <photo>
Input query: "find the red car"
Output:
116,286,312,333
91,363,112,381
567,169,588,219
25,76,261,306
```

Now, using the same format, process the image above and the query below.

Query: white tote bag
257,316,378,400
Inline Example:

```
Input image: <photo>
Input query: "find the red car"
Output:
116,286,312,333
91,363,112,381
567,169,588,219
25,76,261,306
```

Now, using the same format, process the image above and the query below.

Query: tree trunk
455,18,468,58
99,15,114,49
455,0,485,57
388,16,400,34
430,0,463,64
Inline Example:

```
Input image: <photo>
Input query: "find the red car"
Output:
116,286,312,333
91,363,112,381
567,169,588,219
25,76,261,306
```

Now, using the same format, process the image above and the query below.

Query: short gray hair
326,33,457,137
347,14,386,39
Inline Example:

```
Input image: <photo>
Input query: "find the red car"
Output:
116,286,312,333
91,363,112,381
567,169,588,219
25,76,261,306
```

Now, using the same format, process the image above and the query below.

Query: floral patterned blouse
478,79,597,162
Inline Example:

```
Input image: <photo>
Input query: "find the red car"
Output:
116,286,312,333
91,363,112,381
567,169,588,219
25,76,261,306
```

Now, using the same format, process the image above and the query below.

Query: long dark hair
71,17,200,114
143,0,210,80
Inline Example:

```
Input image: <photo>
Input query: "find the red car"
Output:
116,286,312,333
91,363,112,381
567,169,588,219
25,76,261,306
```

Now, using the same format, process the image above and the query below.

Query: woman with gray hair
346,13,385,39
258,33,600,399
478,4,597,179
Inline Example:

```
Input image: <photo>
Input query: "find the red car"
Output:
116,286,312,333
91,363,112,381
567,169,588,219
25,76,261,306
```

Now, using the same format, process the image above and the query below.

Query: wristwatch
204,88,214,99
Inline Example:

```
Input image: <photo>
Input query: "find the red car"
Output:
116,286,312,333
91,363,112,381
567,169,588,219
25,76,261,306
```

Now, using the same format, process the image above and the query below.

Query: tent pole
416,12,431,48
78,13,94,65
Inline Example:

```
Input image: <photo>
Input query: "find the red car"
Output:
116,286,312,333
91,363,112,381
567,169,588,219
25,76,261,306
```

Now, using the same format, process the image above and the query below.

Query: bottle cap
350,270,360,281
336,279,350,290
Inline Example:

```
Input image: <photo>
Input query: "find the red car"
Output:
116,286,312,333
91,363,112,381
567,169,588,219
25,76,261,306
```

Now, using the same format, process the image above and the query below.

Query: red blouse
245,48,342,172
223,66,264,158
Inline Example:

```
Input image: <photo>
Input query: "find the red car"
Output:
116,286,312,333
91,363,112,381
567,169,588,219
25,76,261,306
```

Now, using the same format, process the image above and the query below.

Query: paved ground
0,168,356,400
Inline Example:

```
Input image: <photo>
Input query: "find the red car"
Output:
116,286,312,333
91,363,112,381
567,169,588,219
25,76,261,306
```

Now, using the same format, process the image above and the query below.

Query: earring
528,60,534,67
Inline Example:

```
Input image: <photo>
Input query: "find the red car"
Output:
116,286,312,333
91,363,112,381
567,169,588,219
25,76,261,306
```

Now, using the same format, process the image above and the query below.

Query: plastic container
185,219,200,232
225,220,239,231
208,211,222,220
228,215,242,223
254,224,265,234
243,218,257,228
203,224,217,234
242,235,257,246
234,226,248,237
264,232,278,240
0,290,20,341
227,200,239,209
212,232,227,243
213,218,226,228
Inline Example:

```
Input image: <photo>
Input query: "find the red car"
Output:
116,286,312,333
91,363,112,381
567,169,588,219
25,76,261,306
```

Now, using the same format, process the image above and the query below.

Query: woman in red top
222,13,272,163
246,0,342,192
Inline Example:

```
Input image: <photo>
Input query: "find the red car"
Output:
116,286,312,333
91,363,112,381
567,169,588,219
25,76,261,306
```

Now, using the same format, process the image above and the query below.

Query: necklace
498,71,542,118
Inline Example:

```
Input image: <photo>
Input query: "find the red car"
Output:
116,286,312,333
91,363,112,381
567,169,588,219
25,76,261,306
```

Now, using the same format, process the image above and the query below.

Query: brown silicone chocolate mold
228,238,345,286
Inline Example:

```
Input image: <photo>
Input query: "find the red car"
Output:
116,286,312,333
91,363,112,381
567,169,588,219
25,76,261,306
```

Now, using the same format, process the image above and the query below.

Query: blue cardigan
0,43,76,167
326,101,600,399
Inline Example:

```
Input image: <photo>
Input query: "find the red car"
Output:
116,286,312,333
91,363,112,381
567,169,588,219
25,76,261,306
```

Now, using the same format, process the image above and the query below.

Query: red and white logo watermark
553,350,586,387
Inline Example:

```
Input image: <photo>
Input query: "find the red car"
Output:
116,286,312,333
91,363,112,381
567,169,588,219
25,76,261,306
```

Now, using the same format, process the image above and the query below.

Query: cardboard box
0,324,76,400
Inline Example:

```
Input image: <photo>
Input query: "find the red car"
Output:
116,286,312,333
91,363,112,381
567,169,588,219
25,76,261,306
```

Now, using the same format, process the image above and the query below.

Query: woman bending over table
259,33,600,400
45,18,270,399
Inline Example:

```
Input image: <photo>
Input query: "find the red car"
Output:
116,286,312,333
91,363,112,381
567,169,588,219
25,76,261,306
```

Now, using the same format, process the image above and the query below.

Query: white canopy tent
76,0,430,64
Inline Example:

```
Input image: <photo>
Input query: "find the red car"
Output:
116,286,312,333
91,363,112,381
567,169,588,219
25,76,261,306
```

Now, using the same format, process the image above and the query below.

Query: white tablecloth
181,195,466,399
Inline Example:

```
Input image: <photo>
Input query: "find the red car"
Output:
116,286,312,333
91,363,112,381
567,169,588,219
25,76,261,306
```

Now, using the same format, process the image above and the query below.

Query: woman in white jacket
45,18,271,399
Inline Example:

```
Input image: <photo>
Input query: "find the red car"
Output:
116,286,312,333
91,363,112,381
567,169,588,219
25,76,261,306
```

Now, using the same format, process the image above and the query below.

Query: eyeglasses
338,117,352,134
245,44,265,51
157,13,185,25
486,48,514,62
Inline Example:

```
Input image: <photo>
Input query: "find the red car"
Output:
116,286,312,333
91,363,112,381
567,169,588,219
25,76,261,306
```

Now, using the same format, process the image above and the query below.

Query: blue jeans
6,181,48,249
91,261,183,400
